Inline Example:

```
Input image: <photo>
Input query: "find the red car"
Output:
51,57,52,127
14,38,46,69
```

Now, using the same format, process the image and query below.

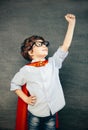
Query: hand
65,13,76,25
26,95,37,105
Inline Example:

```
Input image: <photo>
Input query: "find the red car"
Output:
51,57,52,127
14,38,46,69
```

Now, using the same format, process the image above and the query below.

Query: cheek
33,47,48,55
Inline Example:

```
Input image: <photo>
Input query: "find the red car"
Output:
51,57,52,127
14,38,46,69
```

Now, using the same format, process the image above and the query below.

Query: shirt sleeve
52,47,69,69
10,67,27,91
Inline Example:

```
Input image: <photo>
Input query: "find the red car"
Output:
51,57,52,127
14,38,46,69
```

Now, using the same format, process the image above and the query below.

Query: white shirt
10,48,68,117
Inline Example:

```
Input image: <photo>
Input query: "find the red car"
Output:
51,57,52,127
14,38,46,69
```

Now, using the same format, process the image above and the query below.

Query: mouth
42,48,48,51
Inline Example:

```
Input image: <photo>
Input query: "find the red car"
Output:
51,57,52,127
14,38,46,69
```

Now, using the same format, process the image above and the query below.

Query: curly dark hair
21,35,45,61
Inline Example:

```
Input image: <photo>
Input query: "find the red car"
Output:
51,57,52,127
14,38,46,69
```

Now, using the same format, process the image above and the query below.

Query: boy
10,14,76,130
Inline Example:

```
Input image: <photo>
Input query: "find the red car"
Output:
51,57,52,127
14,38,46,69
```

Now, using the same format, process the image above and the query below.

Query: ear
28,50,33,56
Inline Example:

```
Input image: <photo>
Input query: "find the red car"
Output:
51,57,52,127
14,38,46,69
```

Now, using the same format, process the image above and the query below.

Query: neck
32,58,46,63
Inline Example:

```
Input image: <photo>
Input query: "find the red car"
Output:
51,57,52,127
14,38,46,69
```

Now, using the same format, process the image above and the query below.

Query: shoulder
19,64,31,73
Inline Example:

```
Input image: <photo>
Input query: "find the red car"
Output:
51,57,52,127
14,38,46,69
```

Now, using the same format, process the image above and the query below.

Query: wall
0,0,88,130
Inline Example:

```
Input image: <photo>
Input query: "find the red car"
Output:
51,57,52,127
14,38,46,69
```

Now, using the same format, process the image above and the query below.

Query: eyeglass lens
35,41,49,47
28,41,49,50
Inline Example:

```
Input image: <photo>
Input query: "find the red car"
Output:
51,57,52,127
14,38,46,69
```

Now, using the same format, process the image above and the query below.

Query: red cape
15,61,59,130
15,84,29,130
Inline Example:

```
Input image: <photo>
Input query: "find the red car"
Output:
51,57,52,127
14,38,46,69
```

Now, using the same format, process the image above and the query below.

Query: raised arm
61,13,76,51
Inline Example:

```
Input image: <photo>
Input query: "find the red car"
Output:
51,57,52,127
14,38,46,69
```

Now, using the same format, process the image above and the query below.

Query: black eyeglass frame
28,41,49,51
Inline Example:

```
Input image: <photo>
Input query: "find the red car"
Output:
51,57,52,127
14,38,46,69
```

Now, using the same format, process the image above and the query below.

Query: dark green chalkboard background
0,0,88,130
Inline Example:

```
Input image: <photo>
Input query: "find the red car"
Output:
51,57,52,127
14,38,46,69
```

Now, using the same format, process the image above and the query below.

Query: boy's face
28,40,48,60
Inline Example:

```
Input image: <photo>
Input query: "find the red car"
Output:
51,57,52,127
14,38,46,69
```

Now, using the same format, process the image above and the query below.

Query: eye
36,42,42,47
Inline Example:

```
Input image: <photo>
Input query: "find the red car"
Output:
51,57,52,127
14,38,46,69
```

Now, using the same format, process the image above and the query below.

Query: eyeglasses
34,41,49,47
28,41,49,50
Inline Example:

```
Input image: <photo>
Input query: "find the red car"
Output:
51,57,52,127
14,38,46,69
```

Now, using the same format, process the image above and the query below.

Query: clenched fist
65,13,76,25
